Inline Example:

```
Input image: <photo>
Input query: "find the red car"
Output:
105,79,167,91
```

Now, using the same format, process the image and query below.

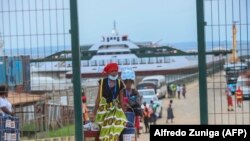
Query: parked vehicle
236,75,250,100
138,89,156,97
141,75,167,98
137,81,157,94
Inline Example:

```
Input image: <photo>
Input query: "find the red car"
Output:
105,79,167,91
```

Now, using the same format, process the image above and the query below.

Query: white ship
31,23,224,81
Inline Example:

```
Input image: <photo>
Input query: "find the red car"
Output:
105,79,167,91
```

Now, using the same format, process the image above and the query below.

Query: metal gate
0,0,82,140
198,0,250,124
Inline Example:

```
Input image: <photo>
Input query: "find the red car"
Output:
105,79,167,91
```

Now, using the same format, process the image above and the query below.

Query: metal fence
1,0,249,140
0,0,77,139
202,0,250,124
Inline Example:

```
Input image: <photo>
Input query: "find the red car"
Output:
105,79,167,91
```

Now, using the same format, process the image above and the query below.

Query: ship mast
112,21,118,36
229,22,239,63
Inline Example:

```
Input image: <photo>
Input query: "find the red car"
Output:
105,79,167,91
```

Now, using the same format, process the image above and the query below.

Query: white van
141,75,167,98
236,75,250,100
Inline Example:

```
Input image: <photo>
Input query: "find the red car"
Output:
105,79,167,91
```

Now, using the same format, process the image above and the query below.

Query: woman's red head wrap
103,63,118,74
82,96,87,103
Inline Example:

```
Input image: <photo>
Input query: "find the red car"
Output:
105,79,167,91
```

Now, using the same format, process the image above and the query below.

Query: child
166,100,174,123
143,102,150,133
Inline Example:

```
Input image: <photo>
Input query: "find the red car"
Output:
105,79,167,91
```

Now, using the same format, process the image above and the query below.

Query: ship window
117,38,120,42
149,57,156,64
164,57,170,63
90,60,97,66
124,59,130,65
110,37,113,40
114,37,116,40
82,61,88,67
132,59,138,64
99,60,104,66
67,54,72,58
118,59,123,65
67,64,72,67
107,38,110,42
141,58,147,64
122,36,127,41
157,57,164,63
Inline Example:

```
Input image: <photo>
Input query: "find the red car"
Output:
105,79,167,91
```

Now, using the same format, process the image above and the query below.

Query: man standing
177,84,181,99
182,84,186,99
235,86,243,107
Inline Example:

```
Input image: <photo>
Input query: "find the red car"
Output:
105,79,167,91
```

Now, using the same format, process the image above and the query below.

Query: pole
70,0,83,140
196,0,208,124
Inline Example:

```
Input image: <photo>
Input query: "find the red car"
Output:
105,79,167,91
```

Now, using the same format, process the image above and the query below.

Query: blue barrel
125,112,135,125
120,128,136,141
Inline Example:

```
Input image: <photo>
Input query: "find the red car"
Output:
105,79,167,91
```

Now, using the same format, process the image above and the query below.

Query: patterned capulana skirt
95,98,127,141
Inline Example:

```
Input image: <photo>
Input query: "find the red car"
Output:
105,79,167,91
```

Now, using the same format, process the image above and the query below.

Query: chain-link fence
204,0,250,124
1,0,249,140
0,0,76,139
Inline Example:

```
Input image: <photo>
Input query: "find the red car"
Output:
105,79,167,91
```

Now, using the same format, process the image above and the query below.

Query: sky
78,0,197,45
0,0,249,50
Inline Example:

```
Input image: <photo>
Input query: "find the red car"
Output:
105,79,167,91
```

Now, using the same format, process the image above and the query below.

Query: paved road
137,72,250,141
137,80,199,141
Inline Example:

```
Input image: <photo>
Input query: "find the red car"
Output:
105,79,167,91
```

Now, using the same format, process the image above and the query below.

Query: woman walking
93,63,127,141
121,69,142,137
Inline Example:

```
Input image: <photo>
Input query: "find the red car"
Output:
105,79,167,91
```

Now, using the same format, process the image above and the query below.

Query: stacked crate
0,116,20,141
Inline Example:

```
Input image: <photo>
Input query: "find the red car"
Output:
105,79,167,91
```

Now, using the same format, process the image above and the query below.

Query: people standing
182,84,186,99
225,87,233,111
143,102,150,133
166,100,174,123
149,100,157,125
177,84,181,99
82,95,90,124
170,83,177,98
167,84,172,98
0,85,14,116
93,63,127,141
235,86,243,107
121,69,142,137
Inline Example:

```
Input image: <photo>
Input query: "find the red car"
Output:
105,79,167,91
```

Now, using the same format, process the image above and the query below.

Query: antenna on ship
0,33,4,56
229,21,239,63
112,20,118,35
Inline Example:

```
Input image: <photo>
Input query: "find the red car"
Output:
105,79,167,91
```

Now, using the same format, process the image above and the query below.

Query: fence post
196,0,208,124
70,0,83,140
